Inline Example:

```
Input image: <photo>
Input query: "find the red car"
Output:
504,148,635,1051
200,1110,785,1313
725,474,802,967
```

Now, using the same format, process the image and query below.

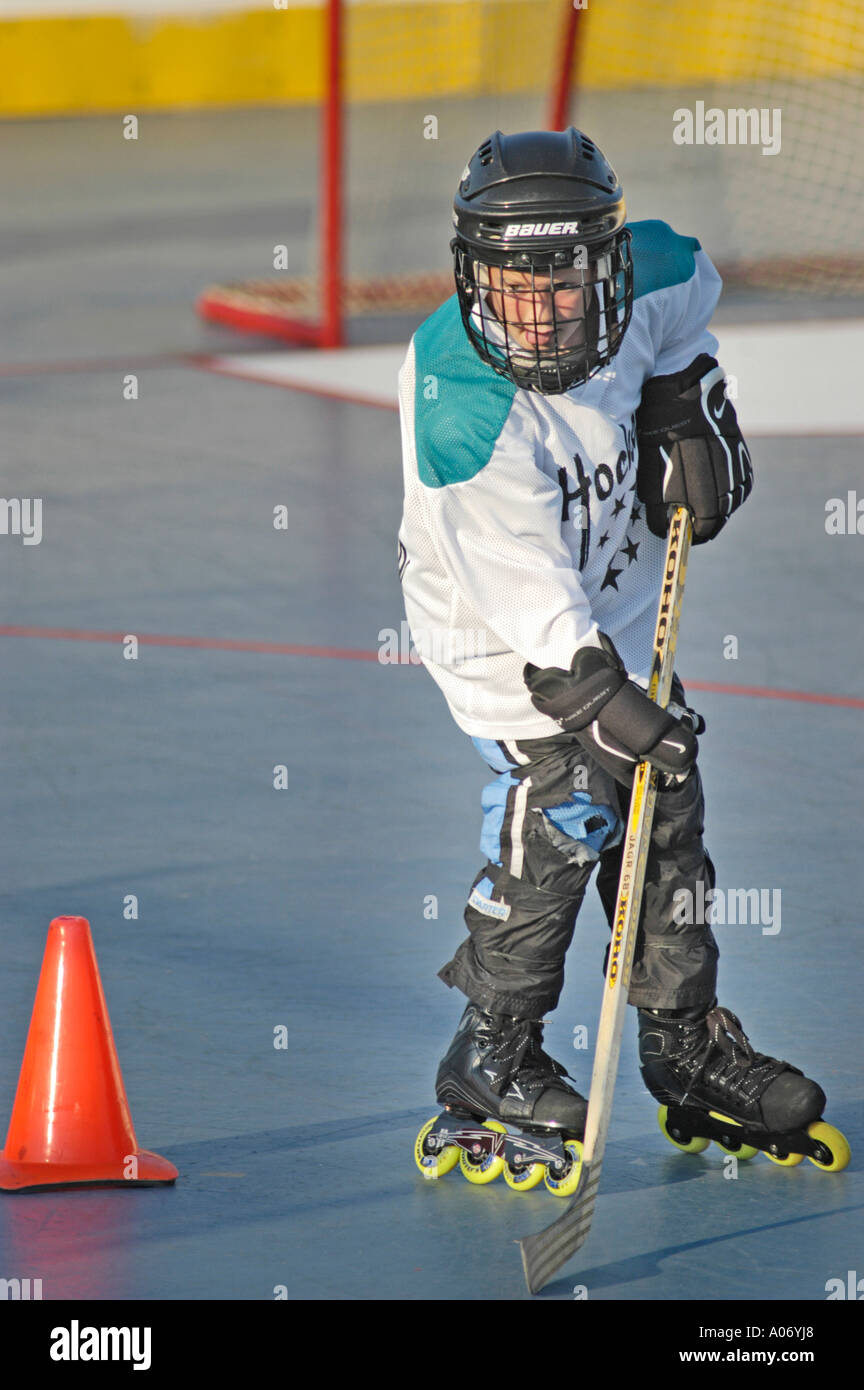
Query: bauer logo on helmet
503,222,581,238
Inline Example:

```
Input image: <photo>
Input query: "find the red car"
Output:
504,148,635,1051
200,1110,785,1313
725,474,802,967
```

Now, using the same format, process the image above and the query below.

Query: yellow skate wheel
658,1105,710,1154
718,1140,759,1160
544,1139,584,1197
459,1120,507,1185
708,1112,759,1161
805,1121,851,1173
414,1117,460,1180
764,1145,804,1166
503,1157,546,1192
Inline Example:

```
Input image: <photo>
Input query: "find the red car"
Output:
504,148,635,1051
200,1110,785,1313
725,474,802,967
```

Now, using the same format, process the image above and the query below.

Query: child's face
480,264,588,355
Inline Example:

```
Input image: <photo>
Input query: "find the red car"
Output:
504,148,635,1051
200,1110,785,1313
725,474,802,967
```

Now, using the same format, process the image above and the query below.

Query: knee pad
532,792,621,866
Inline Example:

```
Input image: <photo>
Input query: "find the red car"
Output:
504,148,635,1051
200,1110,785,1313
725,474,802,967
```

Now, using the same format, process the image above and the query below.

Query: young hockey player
400,129,848,1187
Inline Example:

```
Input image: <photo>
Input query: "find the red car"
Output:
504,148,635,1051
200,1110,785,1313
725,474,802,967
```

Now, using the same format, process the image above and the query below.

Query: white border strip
209,319,864,435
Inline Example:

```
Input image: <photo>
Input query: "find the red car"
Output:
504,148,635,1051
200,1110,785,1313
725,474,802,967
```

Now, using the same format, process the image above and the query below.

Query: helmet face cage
453,230,633,394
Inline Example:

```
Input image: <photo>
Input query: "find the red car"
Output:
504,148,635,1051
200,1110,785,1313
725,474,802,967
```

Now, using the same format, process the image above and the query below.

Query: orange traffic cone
0,916,178,1192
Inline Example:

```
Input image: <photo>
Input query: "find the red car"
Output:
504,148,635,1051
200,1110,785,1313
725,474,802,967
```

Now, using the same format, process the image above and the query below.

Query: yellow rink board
1,0,860,118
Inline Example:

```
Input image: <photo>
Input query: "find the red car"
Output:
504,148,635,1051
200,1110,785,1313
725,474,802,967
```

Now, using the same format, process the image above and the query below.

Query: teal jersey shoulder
628,220,702,300
410,225,701,488
412,295,517,489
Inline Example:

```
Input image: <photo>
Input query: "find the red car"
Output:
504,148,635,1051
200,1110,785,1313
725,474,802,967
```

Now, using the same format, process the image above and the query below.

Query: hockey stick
519,505,694,1295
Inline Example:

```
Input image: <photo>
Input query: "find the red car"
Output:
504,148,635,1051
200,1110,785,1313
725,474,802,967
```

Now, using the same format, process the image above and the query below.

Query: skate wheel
708,1112,758,1160
805,1121,851,1173
543,1139,583,1197
657,1105,710,1154
503,1158,546,1192
414,1116,460,1180
459,1120,507,1186
717,1140,759,1161
764,1146,804,1166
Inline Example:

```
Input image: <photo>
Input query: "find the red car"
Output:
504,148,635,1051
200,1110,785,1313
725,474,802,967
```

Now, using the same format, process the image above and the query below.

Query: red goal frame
196,0,583,348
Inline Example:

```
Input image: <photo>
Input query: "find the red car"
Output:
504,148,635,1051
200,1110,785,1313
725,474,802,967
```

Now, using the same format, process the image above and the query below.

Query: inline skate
414,1003,587,1195
639,1001,850,1170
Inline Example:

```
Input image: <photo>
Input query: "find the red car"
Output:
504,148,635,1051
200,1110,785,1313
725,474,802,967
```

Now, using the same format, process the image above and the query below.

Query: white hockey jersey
397,220,721,741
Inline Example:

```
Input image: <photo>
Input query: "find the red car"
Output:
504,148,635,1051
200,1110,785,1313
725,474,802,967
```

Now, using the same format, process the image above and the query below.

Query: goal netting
197,0,864,346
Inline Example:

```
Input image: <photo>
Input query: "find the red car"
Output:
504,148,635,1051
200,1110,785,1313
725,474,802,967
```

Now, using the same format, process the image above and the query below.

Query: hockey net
197,0,864,347
594,0,864,299
197,0,581,346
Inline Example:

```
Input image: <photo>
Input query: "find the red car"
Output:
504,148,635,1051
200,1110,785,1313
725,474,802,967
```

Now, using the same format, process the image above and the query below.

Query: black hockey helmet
451,129,633,393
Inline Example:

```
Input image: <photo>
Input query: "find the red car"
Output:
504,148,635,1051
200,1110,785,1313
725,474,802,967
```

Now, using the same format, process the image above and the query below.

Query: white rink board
211,320,864,436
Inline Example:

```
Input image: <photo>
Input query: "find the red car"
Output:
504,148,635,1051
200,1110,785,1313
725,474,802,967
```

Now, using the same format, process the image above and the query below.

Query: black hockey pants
439,698,719,1018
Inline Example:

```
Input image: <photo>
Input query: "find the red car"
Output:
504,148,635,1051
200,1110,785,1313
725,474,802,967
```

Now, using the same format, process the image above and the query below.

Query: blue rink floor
0,116,862,1309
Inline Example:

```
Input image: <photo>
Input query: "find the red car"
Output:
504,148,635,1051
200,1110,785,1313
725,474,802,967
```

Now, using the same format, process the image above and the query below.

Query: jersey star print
397,220,721,741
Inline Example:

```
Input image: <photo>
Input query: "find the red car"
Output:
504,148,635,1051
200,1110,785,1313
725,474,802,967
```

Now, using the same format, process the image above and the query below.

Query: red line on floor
0,352,207,378
683,680,864,709
0,626,862,706
0,626,379,662
194,358,399,409
0,353,398,410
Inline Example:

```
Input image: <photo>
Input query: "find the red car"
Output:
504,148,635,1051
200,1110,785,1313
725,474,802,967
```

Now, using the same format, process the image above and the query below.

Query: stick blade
518,1161,601,1294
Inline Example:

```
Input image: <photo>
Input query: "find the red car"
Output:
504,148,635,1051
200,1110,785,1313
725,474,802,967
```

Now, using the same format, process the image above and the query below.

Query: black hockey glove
524,633,701,787
636,354,753,544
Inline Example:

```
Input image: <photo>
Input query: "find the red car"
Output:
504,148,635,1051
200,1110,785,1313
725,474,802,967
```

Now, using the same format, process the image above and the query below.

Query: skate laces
486,1016,569,1091
525,1020,570,1081
695,1006,787,1102
706,1007,755,1065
